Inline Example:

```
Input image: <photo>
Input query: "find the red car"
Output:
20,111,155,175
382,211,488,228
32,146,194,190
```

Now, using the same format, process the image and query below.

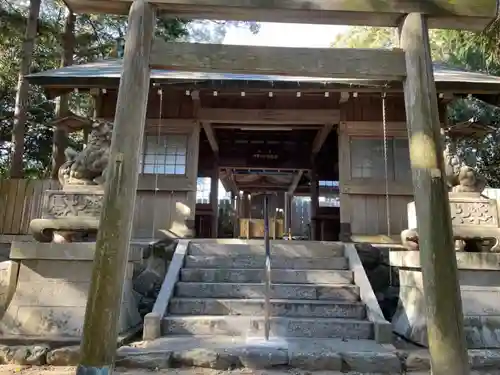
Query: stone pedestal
391,250,500,348
29,187,104,242
0,242,141,343
406,192,500,251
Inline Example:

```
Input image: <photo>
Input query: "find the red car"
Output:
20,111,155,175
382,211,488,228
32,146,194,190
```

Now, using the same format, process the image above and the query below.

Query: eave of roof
26,58,500,94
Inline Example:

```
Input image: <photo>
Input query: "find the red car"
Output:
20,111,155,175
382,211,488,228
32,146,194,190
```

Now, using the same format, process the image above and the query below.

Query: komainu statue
401,130,500,253
443,132,486,193
58,119,113,187
29,120,112,243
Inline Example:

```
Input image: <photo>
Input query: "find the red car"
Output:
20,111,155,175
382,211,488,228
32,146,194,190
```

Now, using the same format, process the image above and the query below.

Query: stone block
469,349,500,370
391,251,500,348
289,350,342,371
41,189,104,219
188,241,345,257
115,350,171,369
163,316,373,339
180,268,353,284
46,346,80,366
1,345,50,365
171,348,240,369
168,298,366,319
234,347,288,369
0,261,18,311
341,351,401,373
404,350,431,372
174,281,360,301
0,242,141,340
184,255,348,270
133,268,163,296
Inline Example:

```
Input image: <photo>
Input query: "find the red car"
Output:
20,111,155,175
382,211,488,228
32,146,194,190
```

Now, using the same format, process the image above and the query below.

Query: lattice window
319,180,339,188
393,138,412,181
350,137,411,181
140,134,188,175
196,177,211,204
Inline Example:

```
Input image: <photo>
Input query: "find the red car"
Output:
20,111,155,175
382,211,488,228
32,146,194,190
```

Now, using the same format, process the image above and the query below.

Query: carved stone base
29,188,104,242
0,242,141,341
404,193,500,252
391,251,500,348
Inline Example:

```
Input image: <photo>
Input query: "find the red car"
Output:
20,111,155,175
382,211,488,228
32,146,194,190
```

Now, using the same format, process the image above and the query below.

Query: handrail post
263,194,271,341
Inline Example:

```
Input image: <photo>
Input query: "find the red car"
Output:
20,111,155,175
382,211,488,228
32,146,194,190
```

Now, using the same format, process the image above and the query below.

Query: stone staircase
161,241,378,340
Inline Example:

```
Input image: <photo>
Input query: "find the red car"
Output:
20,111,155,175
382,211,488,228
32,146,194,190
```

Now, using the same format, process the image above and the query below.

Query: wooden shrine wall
338,95,447,236
97,89,199,239
98,89,448,238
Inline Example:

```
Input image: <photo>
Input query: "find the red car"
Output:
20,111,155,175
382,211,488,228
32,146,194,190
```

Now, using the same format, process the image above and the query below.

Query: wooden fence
0,179,60,235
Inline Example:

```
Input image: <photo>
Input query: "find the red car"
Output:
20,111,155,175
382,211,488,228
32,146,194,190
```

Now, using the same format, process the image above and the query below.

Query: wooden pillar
284,192,292,237
76,0,155,373
210,161,219,238
399,13,468,375
310,162,319,241
232,193,239,238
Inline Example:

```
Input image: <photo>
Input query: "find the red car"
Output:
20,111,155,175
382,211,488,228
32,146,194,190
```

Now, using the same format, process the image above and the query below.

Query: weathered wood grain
199,108,340,125
400,12,469,375
65,0,497,30
150,39,407,80
78,0,155,370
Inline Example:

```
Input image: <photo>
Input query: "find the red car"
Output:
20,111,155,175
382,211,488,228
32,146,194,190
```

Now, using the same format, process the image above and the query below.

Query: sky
223,22,348,48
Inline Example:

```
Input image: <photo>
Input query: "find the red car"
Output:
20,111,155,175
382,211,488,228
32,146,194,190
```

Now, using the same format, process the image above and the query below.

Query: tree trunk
51,7,75,180
10,0,42,178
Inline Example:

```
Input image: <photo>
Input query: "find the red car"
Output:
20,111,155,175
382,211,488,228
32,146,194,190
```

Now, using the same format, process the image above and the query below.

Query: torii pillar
76,0,155,373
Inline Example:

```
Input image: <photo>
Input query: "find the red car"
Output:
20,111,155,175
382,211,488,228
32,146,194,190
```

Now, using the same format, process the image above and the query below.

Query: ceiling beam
193,90,219,155
150,40,406,81
66,0,496,30
288,170,304,195
199,108,340,125
312,124,334,154
202,122,219,154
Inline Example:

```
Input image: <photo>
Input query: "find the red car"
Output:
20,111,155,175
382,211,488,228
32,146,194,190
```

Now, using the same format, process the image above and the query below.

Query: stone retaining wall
0,344,498,374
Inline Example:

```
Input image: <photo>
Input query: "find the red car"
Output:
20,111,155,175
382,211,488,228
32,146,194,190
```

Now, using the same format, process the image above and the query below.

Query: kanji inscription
42,191,104,219
450,201,498,226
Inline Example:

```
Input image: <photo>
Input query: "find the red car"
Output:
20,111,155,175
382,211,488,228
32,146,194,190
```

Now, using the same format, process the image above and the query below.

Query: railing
263,194,271,341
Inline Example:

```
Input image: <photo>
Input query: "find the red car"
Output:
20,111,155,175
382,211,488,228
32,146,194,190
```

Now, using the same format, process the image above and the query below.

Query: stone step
162,315,373,339
180,268,353,284
188,242,344,257
175,282,360,301
184,255,348,270
168,298,366,319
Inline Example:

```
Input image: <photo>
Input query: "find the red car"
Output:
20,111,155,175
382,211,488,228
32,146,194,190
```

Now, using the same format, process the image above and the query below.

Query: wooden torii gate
70,2,498,375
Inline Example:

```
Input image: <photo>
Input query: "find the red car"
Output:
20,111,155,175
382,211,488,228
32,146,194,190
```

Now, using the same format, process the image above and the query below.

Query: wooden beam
200,108,340,125
312,124,333,154
288,170,304,195
342,181,413,196
210,161,219,238
66,0,497,30
202,122,219,154
400,13,468,375
77,0,155,372
150,40,406,80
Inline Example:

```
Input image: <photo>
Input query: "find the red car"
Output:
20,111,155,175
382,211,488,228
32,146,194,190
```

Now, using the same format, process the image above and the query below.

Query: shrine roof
27,58,500,94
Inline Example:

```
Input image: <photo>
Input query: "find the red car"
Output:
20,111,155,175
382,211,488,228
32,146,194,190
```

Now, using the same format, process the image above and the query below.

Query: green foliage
0,0,258,178
332,25,500,187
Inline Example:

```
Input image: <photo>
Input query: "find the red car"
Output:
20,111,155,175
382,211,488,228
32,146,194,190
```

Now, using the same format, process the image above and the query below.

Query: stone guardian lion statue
58,119,113,187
